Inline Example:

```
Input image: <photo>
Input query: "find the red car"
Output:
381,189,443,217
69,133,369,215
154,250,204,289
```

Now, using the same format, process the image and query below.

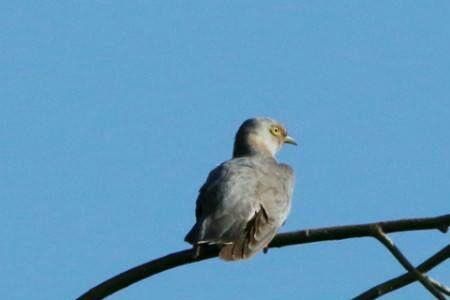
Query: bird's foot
192,244,201,259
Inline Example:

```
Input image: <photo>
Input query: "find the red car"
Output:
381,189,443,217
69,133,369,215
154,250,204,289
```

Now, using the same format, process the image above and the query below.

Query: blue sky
1,1,449,299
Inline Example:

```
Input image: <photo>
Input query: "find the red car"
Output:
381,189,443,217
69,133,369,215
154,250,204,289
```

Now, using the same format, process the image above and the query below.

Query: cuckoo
185,117,296,261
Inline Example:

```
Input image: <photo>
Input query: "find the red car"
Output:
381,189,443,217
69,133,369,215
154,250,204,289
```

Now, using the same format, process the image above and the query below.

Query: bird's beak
284,135,297,145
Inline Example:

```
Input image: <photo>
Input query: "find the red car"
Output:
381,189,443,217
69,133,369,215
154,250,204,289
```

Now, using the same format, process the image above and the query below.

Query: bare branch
269,214,450,248
371,225,445,299
76,214,449,300
353,244,450,299
428,277,450,296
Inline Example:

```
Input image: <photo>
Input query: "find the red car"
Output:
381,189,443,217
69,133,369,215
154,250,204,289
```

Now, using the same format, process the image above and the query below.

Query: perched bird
185,117,296,261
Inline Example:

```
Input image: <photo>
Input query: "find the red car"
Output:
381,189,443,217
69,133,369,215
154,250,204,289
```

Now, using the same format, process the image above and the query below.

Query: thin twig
76,214,450,300
428,276,450,296
353,244,450,299
372,225,445,300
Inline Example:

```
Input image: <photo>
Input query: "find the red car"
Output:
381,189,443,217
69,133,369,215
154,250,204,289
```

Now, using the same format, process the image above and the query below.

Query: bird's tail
219,208,277,261
219,240,257,261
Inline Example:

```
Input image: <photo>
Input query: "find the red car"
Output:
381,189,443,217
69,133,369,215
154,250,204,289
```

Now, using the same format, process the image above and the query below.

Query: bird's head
233,117,297,158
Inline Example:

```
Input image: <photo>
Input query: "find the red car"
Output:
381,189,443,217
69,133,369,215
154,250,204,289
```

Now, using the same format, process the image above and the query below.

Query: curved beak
284,135,297,146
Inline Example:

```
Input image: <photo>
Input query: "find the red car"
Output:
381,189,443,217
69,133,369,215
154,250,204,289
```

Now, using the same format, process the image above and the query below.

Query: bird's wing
185,158,261,245
185,158,295,261
257,163,294,226
219,162,295,260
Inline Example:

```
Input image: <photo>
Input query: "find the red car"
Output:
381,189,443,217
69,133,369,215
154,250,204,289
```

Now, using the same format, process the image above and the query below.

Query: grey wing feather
185,157,295,261
219,162,294,260
184,158,260,244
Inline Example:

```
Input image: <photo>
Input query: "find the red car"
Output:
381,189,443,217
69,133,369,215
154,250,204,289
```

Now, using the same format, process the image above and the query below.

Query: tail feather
219,241,256,261
218,207,277,261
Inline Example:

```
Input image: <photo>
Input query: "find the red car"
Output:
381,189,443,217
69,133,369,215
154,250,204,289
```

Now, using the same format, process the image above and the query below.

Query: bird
184,117,296,261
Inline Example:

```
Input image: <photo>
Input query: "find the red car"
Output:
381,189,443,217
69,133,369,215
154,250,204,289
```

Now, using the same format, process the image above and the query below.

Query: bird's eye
270,126,282,136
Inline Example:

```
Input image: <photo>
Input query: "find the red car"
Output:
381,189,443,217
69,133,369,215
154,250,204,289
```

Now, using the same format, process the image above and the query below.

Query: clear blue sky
1,2,449,299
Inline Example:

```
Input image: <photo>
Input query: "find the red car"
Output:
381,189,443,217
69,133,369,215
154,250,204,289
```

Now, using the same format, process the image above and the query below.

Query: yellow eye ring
270,126,282,136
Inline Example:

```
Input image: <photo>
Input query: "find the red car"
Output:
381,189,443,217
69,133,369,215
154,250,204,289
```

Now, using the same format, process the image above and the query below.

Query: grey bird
185,117,296,261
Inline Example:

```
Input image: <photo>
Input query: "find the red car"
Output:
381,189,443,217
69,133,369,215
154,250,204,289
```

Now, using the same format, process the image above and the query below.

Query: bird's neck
232,139,277,159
